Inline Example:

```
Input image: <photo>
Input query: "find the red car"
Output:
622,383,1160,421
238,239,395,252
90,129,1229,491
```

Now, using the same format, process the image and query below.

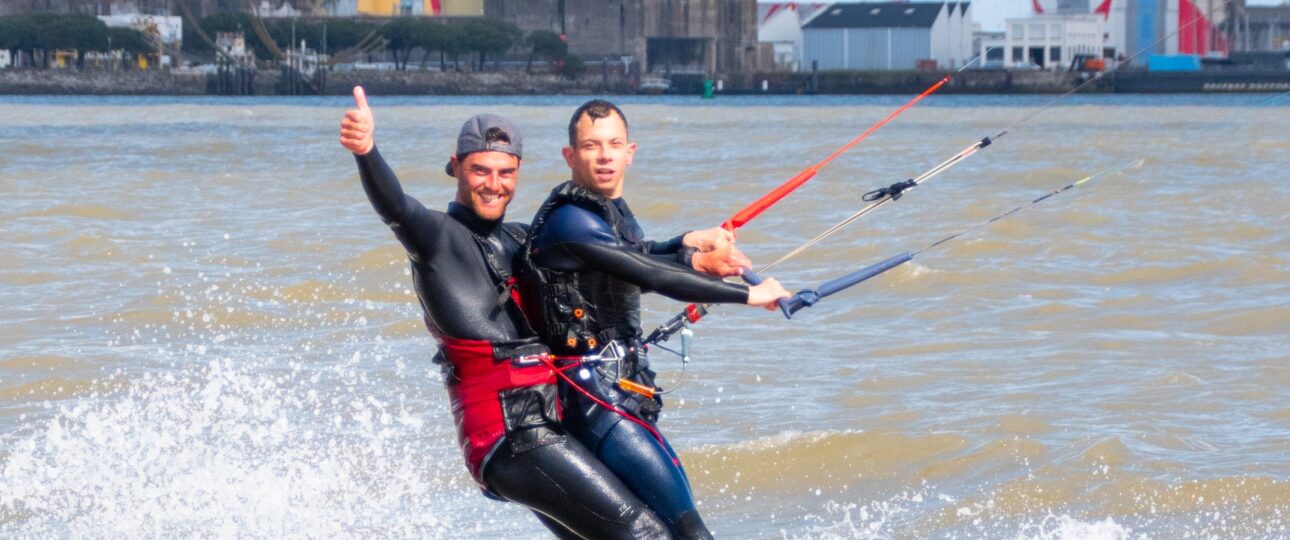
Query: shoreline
1,68,1286,96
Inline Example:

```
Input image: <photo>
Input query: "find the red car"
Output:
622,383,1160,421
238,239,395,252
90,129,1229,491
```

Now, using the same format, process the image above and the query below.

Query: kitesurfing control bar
743,251,912,320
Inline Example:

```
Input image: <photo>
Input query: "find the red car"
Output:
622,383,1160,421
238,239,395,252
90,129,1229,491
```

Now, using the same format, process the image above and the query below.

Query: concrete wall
485,0,562,34
565,0,645,62
0,69,207,95
0,68,628,95
725,68,1093,93
486,0,758,74
326,69,627,94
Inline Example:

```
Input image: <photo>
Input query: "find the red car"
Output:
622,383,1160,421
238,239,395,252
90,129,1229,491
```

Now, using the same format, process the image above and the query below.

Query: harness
517,183,671,447
516,182,640,354
432,215,558,489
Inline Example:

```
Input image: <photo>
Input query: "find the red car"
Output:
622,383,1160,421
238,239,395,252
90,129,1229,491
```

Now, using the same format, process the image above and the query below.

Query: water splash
0,355,516,537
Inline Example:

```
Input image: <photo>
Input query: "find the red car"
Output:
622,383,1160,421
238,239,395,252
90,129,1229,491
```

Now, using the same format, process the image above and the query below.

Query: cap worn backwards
444,114,524,176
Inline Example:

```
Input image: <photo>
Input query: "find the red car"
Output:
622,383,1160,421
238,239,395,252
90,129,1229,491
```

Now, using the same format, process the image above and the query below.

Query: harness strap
539,356,677,466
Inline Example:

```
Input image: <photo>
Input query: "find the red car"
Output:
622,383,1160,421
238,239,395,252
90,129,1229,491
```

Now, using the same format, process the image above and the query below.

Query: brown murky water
1,94,1288,538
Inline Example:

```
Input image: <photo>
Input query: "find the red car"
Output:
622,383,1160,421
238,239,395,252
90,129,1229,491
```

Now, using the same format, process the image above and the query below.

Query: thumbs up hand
340,86,375,156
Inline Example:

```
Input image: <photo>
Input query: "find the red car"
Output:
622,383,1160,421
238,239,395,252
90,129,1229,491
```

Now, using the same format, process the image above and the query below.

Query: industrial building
1004,0,1242,66
758,2,830,71
1232,4,1290,52
485,0,761,75
801,2,976,70
327,0,483,17
992,14,1105,69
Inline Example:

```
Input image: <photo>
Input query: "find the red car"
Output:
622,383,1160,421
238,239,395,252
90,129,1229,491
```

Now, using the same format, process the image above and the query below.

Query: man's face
563,111,636,199
452,150,519,221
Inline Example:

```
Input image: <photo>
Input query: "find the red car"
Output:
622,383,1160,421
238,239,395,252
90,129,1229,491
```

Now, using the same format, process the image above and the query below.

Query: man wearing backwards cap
339,86,670,538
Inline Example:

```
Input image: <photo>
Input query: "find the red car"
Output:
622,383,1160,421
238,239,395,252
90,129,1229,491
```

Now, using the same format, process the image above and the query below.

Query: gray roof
1247,5,1290,23
804,2,947,29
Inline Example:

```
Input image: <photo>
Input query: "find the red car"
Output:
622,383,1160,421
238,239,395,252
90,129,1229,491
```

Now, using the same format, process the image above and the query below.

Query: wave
20,205,133,220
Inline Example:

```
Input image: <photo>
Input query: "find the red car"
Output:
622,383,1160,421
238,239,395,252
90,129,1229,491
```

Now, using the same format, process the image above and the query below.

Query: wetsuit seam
532,462,630,526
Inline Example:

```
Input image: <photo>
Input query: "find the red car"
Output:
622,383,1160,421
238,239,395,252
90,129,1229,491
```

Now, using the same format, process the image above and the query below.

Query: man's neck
572,178,622,200
447,202,502,233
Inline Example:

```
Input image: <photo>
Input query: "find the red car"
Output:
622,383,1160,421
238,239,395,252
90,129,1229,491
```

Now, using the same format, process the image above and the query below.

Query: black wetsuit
521,181,749,540
356,148,669,539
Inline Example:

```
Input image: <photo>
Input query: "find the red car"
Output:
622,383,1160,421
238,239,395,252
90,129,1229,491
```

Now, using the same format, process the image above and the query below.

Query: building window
1050,24,1063,38
1011,23,1024,37
1012,47,1024,63
1050,46,1062,63
1029,23,1045,39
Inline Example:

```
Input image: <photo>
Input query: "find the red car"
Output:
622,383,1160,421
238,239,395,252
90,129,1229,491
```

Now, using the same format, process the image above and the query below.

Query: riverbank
1,67,1286,95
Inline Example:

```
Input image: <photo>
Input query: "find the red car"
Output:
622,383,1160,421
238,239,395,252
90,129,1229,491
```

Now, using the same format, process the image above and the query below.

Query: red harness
438,336,555,484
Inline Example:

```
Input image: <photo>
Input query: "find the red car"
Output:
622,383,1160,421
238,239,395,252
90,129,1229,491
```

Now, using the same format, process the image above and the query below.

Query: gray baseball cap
444,114,524,176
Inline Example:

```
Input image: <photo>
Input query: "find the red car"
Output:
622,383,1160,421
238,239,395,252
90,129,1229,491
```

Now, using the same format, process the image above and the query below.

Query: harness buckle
511,352,549,366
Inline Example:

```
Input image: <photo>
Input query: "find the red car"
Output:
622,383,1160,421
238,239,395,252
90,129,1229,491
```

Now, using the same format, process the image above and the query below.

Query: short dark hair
484,126,511,145
567,99,628,146
456,127,512,162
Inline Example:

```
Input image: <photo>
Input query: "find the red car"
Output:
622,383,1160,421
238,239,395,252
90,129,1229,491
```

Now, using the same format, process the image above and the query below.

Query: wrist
680,247,700,269
680,230,698,249
354,143,377,158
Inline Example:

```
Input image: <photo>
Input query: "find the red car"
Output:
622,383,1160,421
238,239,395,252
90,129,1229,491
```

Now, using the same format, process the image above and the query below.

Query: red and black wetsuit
356,148,669,539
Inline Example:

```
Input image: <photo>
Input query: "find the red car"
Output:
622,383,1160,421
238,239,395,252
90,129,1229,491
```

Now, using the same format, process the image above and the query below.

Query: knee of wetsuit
672,510,713,540
627,507,671,539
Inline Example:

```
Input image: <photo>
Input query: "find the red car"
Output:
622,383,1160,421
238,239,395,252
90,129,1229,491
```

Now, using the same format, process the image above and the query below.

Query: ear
449,155,460,176
561,146,575,168
625,142,637,166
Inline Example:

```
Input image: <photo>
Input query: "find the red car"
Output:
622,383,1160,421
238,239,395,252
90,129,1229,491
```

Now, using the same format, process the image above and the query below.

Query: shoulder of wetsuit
532,203,619,251
501,222,528,244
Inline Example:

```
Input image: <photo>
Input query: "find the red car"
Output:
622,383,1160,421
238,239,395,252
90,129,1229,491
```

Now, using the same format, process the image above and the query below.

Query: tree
459,18,518,71
4,14,110,69
560,54,585,80
322,18,379,54
7,13,58,68
107,27,153,54
439,22,468,72
414,20,448,70
381,17,420,70
525,30,566,74
49,15,109,69
107,26,153,69
0,17,24,63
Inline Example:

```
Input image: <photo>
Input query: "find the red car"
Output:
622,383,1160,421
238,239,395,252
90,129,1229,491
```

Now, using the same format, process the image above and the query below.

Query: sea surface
1,93,1287,539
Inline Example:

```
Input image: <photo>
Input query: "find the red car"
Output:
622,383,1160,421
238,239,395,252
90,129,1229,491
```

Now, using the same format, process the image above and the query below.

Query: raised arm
340,86,439,257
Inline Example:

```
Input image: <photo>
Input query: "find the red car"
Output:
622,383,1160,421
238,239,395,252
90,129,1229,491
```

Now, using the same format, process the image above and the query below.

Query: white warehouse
802,2,976,70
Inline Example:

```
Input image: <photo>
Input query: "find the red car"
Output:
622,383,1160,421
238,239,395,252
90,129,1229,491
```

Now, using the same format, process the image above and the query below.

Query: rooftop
803,2,951,29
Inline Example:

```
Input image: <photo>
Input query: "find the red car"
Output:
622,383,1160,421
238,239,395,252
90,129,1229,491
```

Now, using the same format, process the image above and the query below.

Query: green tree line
183,14,583,77
0,13,153,69
1,12,584,77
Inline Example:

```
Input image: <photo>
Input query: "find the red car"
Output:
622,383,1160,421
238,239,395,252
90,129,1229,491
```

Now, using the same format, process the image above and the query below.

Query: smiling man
339,87,670,538
518,99,791,538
